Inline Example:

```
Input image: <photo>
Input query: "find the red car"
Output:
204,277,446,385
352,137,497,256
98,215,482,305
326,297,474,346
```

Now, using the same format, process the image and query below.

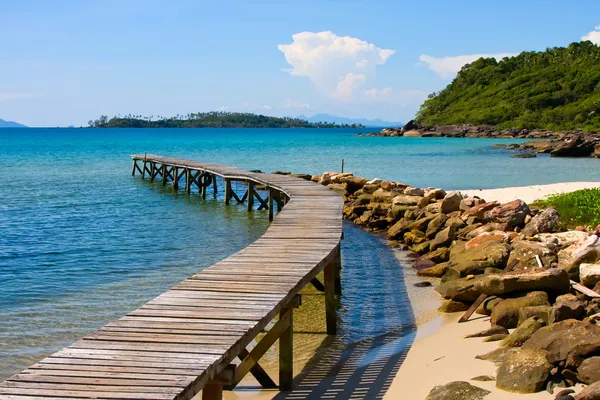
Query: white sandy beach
460,181,600,204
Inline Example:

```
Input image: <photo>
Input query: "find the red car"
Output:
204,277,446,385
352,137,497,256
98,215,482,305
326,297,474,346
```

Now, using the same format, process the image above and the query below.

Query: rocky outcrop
522,208,559,237
491,292,550,329
475,269,570,296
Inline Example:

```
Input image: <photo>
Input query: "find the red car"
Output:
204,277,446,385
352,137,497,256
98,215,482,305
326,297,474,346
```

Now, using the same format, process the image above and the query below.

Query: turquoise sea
2,127,600,381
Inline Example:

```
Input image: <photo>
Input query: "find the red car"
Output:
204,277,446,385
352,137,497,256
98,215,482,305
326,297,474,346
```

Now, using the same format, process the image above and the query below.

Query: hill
88,112,364,128
0,119,27,128
416,41,600,132
298,114,403,128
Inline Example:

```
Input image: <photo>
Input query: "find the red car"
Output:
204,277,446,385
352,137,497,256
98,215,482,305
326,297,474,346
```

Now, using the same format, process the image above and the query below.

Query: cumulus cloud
419,53,516,79
278,31,395,101
282,98,311,110
364,87,392,100
582,26,600,45
0,92,40,101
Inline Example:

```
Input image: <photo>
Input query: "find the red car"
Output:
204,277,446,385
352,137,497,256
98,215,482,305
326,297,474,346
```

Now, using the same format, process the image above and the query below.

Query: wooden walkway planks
1,155,343,400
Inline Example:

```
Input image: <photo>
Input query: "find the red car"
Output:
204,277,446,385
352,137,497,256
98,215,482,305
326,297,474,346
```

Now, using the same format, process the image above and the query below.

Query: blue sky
2,0,600,126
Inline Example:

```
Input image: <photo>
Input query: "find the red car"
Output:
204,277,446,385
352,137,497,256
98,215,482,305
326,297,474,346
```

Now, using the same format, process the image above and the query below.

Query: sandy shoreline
459,181,600,204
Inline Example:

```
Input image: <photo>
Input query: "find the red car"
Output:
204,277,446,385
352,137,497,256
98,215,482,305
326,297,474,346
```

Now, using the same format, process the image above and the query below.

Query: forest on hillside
88,112,363,128
416,41,600,132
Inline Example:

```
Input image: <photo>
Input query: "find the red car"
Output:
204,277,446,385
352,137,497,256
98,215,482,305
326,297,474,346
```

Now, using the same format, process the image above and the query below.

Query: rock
437,275,485,302
507,240,558,271
522,208,560,236
381,181,406,191
417,262,449,278
404,230,427,246
475,269,570,296
496,348,552,393
462,201,500,219
403,129,422,137
578,356,600,385
476,347,519,364
291,173,312,180
580,263,600,287
438,299,470,313
361,183,380,194
430,218,465,251
538,231,589,247
465,325,509,338
550,136,595,157
512,153,537,158
424,187,447,199
366,178,381,185
500,317,545,347
404,186,425,196
341,176,368,193
354,193,373,205
372,188,395,203
551,294,585,323
575,380,600,400
471,375,495,382
391,194,422,206
387,218,411,240
522,319,600,364
318,171,339,185
414,281,433,287
327,183,348,197
402,120,419,131
485,199,531,230
460,197,485,211
423,247,450,263
518,305,552,325
464,224,497,240
425,381,490,400
491,292,550,329
484,334,509,342
390,204,416,219
475,299,500,317
426,214,449,238
560,235,600,280
409,214,438,232
441,191,464,214
445,239,512,279
465,231,510,250
411,241,431,254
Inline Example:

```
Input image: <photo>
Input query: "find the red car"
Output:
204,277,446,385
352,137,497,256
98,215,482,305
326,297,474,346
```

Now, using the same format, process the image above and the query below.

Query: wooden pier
0,155,343,400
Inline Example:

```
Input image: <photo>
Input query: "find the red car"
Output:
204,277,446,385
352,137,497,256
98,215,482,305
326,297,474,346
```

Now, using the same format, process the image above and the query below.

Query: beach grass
533,188,600,229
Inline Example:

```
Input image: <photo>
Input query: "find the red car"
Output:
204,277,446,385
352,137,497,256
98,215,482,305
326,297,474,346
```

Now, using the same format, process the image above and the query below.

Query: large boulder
318,171,339,185
403,129,422,137
576,380,600,400
462,201,500,219
391,194,422,206
580,263,600,287
559,235,600,280
507,240,557,270
460,197,485,211
551,293,585,322
475,268,570,296
426,214,449,238
372,188,395,203
445,239,511,279
484,199,531,230
342,176,368,193
425,381,490,400
522,319,600,364
465,231,510,250
404,186,424,196
578,356,600,385
387,218,411,240
437,275,485,302
521,208,559,236
550,136,595,157
409,214,438,232
496,348,552,393
441,191,463,214
491,291,550,329
518,305,552,325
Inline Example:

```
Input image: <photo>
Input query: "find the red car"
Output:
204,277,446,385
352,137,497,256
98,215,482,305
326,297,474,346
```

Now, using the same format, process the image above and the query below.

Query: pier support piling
324,247,341,335
268,189,274,221
213,174,218,198
247,181,255,211
224,179,232,205
279,306,294,391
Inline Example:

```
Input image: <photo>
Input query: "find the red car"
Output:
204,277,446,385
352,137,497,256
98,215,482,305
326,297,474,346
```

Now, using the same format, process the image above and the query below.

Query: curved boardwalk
0,155,343,400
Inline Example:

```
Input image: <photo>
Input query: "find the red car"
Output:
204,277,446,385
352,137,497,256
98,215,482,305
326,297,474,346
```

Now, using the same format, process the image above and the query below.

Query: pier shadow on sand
273,222,417,399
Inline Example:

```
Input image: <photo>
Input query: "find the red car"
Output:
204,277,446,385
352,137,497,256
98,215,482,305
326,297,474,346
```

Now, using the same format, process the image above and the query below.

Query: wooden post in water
279,307,294,391
341,159,344,173
213,174,218,198
268,189,274,221
185,169,191,193
131,160,137,176
224,179,232,205
201,171,207,199
161,164,167,186
141,161,147,179
324,248,341,335
173,167,179,190
247,181,255,211
150,162,156,182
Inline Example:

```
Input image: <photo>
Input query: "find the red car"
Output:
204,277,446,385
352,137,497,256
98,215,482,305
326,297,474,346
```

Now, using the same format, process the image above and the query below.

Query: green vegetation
88,112,363,128
533,188,600,229
417,41,600,132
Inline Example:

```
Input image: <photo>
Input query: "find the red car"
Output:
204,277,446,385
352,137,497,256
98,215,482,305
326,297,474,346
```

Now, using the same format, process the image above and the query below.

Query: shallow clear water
2,127,600,380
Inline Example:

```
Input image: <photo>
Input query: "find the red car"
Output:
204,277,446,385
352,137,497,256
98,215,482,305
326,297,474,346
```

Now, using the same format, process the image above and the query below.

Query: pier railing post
268,189,274,221
213,174,218,198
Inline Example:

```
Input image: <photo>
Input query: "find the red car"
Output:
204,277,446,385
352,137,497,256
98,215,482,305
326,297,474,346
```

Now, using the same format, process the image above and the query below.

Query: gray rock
521,208,559,236
575,380,600,400
425,381,490,400
578,356,600,385
580,263,600,287
441,191,464,214
551,293,585,323
485,199,531,230
475,269,570,296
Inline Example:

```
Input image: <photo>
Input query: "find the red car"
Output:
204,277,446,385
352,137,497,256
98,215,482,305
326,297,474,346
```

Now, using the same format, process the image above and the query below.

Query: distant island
0,119,27,128
416,41,600,132
298,113,403,128
88,112,365,128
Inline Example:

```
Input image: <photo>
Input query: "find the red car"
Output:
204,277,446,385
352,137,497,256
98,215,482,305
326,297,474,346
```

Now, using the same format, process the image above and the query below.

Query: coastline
459,181,600,204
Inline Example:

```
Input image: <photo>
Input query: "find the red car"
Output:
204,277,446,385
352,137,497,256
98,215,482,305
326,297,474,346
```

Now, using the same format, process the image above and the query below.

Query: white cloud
216,106,229,111
0,92,40,101
363,88,429,108
419,53,516,79
364,87,392,100
282,98,311,110
582,26,600,45
278,31,395,101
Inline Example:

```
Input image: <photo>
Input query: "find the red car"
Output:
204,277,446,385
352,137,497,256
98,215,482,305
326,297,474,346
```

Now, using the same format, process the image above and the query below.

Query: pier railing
0,155,343,400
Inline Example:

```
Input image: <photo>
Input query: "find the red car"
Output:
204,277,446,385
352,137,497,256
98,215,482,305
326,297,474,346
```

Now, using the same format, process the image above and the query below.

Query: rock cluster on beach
292,169,600,398
358,121,600,158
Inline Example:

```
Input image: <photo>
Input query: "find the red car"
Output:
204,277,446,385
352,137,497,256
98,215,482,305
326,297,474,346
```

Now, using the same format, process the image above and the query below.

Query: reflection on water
225,222,416,399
